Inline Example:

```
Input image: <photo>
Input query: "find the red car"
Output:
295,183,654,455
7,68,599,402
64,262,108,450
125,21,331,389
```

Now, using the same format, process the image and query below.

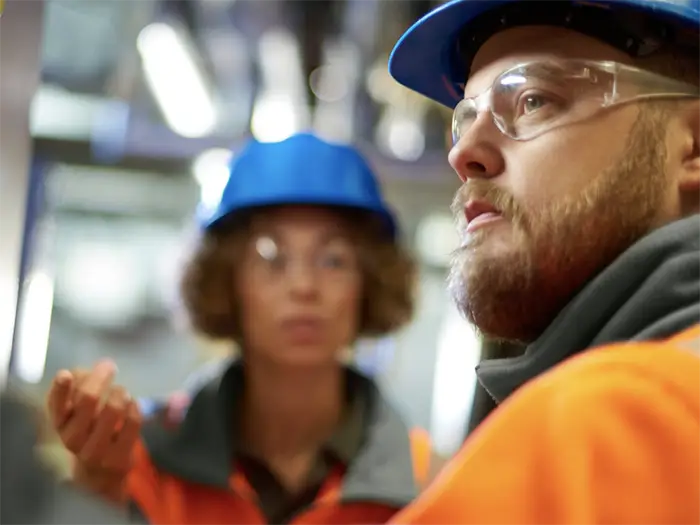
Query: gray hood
141,361,420,508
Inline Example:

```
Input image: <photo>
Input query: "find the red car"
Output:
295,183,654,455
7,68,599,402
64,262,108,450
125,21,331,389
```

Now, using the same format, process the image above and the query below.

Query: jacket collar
142,360,420,506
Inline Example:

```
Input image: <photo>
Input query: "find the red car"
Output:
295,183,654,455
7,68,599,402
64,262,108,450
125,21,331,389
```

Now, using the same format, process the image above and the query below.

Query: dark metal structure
37,0,448,172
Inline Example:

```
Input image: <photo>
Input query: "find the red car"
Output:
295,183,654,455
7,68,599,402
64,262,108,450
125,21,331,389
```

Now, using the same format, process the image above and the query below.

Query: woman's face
236,206,363,368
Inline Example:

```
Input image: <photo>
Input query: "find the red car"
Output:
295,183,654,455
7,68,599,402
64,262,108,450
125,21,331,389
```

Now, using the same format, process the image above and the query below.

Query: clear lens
452,59,699,145
451,98,478,145
492,62,594,140
248,235,359,282
453,61,610,143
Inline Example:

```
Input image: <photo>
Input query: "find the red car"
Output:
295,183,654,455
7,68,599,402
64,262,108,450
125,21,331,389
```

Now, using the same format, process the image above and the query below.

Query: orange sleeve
392,341,700,525
126,438,168,524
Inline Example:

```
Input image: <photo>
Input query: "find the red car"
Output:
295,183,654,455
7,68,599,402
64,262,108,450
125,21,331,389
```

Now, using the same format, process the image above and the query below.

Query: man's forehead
464,25,630,97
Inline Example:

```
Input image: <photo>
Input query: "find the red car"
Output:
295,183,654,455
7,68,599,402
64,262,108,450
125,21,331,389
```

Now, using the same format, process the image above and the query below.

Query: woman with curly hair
46,133,442,524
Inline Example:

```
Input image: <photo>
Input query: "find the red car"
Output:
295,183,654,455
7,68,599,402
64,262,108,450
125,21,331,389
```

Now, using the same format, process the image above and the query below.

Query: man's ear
678,99,700,193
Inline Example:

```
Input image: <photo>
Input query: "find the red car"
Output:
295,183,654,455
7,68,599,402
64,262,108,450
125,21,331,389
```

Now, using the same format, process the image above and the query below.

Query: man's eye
518,92,553,115
514,89,566,119
522,95,547,114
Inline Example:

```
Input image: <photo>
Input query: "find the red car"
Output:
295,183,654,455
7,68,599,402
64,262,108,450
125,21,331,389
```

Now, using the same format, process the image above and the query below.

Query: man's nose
448,112,505,183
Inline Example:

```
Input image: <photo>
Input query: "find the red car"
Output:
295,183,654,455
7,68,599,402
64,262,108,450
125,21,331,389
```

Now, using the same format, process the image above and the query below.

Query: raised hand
46,360,141,502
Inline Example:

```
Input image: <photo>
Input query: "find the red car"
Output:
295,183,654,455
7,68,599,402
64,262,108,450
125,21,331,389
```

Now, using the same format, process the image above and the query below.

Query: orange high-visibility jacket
391,325,700,524
127,365,440,524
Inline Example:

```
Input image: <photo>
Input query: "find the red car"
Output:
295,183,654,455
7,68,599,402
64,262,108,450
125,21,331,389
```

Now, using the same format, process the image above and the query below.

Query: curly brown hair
179,208,417,343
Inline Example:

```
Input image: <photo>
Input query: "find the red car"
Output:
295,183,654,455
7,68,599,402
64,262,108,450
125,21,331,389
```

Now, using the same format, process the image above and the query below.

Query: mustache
451,180,524,224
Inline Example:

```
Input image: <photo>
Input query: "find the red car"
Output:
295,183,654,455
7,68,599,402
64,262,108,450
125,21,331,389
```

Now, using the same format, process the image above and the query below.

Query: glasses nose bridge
473,87,493,115
461,87,493,119
454,87,501,146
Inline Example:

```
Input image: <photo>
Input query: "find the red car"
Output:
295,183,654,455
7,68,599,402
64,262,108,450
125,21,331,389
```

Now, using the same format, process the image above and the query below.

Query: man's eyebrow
463,75,491,98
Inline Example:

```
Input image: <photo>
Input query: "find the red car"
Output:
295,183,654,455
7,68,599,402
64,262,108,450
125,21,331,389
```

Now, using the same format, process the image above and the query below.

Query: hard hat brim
389,0,700,109
204,198,397,240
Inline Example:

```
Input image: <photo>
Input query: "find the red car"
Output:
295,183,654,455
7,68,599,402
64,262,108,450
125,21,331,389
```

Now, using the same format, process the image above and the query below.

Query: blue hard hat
389,0,700,109
202,133,397,238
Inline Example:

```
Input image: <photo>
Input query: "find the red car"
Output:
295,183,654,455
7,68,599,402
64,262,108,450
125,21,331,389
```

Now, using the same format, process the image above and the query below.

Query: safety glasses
452,59,699,143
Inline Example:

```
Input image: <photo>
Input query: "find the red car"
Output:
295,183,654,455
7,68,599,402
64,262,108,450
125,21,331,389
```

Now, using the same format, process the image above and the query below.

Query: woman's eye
319,252,351,269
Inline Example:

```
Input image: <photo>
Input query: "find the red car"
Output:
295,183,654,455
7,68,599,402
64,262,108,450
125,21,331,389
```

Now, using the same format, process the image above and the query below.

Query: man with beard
385,0,700,522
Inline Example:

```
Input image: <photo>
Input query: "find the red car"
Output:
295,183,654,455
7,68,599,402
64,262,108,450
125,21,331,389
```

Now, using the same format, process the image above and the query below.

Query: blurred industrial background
1,0,484,464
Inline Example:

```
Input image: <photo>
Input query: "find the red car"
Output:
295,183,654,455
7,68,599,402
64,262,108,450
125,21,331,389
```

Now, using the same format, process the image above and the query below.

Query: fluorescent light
30,85,102,139
137,22,217,138
251,93,300,143
415,213,460,268
192,148,232,211
251,29,309,142
257,29,306,101
59,244,145,329
377,108,425,162
430,306,481,456
14,271,54,384
310,65,350,103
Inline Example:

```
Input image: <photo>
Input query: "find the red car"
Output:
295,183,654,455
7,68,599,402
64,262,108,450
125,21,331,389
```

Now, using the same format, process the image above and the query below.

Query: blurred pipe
11,159,54,384
311,38,360,143
336,0,380,141
103,0,158,102
0,0,44,386
202,28,253,136
13,269,54,384
13,159,48,312
284,0,340,112
165,0,199,37
341,0,380,55
9,158,51,382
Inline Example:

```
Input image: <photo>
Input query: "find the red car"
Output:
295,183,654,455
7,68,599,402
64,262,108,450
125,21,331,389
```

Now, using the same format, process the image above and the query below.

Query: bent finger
47,370,74,428
75,360,117,408
78,385,129,465
103,400,142,472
